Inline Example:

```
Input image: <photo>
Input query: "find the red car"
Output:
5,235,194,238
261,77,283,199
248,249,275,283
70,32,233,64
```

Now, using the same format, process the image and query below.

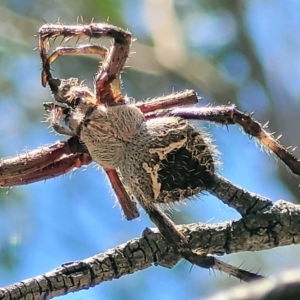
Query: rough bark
0,199,299,300
207,268,300,300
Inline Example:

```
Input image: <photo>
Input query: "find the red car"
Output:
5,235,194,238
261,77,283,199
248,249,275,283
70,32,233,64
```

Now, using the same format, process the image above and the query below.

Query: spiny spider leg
105,169,139,220
46,45,107,65
0,138,91,187
0,153,91,187
163,106,300,176
44,44,123,105
136,90,199,114
39,23,131,105
142,199,263,281
0,141,70,179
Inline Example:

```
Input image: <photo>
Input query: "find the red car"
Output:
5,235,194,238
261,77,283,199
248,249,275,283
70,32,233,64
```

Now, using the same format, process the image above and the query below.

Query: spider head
44,77,98,135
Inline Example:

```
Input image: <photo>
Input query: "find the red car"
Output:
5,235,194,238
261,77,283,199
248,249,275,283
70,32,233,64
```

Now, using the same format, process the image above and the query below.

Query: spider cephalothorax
1,22,300,283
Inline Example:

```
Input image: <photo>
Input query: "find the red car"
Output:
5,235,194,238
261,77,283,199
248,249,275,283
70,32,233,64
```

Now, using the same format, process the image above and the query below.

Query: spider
1,21,300,283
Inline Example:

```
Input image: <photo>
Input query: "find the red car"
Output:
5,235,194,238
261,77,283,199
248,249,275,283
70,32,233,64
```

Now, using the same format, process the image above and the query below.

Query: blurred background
0,0,300,299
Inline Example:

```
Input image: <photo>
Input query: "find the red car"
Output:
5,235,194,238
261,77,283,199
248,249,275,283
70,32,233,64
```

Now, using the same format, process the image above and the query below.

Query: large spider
1,22,300,282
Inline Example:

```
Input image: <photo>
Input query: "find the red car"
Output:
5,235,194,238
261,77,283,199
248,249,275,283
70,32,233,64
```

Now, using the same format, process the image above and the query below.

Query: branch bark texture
0,199,299,300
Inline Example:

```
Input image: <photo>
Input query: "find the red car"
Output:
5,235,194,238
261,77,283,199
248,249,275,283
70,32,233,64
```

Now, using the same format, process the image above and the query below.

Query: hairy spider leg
136,90,199,113
39,23,131,105
46,45,107,65
106,168,139,220
156,106,300,176
0,153,91,186
0,139,91,186
44,45,123,104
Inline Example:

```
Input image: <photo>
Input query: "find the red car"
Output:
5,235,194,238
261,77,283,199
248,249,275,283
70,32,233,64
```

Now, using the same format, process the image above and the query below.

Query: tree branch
1,199,299,300
207,268,300,300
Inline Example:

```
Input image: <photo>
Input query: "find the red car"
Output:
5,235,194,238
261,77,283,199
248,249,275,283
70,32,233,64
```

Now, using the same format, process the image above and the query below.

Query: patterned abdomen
119,117,217,205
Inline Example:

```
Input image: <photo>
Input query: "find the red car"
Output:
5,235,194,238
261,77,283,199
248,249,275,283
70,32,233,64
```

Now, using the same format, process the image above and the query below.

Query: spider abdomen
119,117,217,205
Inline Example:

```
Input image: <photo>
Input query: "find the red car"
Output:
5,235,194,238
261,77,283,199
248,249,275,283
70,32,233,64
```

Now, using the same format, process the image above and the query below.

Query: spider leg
141,202,263,282
0,153,91,186
47,45,107,64
155,105,300,176
0,137,91,187
43,45,123,105
39,23,131,105
41,45,107,90
105,169,139,220
136,90,199,114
